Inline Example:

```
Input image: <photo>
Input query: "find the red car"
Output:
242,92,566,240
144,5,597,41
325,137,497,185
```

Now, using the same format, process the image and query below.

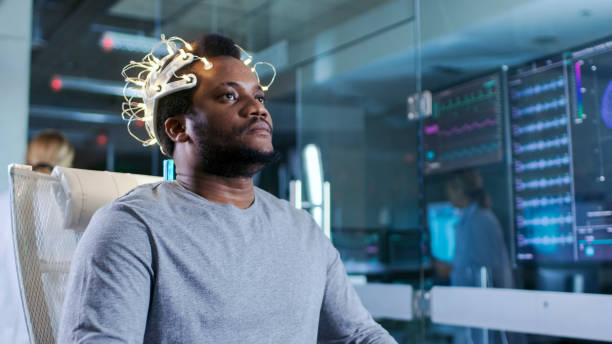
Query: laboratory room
1,0,612,343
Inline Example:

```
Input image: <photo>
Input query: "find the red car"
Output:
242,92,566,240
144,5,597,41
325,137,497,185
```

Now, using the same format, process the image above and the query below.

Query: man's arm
58,205,153,344
317,239,398,344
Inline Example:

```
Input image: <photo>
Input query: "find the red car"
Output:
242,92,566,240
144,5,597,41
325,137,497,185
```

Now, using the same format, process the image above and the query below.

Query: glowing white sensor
121,34,276,153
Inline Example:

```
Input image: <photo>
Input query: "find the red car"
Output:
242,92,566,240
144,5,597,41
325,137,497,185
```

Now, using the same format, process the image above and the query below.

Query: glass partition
419,1,612,343
293,1,421,341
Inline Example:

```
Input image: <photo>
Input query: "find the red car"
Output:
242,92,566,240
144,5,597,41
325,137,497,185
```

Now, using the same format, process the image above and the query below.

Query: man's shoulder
254,186,288,207
254,186,320,229
79,184,167,255
254,186,304,216
92,182,168,223
115,181,174,205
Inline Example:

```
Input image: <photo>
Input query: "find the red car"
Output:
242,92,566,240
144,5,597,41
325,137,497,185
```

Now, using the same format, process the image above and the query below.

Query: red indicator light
96,134,108,146
102,37,114,52
50,76,62,91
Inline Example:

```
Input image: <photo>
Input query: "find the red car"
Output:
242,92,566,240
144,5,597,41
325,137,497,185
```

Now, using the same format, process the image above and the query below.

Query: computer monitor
508,42,612,263
508,60,575,263
571,43,612,261
423,73,504,175
427,202,460,262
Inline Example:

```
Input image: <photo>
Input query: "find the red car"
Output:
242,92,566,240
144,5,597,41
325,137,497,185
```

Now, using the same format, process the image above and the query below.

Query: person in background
0,130,74,343
441,168,518,344
444,168,513,288
26,130,75,174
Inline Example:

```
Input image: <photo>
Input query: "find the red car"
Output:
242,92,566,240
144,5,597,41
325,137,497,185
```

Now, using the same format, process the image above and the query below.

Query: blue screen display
427,202,460,262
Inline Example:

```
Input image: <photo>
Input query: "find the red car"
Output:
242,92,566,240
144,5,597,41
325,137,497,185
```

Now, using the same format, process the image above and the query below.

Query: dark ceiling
27,0,612,175
27,0,393,174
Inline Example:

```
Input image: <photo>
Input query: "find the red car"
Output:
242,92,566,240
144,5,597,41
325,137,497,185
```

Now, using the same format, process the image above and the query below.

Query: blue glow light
428,202,459,262
600,79,612,129
586,246,595,257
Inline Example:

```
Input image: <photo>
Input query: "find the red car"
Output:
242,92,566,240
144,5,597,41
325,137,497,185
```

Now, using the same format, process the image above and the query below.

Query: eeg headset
121,35,276,155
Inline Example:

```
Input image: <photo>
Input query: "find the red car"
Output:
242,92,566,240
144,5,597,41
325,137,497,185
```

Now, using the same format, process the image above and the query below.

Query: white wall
0,0,32,191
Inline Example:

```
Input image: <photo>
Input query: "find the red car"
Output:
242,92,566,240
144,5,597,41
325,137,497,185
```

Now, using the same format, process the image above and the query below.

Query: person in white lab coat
0,130,74,343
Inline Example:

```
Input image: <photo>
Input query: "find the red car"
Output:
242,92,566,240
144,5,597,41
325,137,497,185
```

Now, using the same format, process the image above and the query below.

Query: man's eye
257,96,265,104
224,93,236,100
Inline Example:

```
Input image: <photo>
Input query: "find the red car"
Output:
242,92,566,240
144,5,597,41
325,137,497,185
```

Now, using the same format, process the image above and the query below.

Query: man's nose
244,99,269,119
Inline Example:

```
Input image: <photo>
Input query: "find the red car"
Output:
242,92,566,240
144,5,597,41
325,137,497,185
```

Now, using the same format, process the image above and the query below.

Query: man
58,34,397,343
1,130,74,343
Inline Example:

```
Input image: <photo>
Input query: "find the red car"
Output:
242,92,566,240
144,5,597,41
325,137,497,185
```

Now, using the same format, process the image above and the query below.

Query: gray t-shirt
58,182,396,344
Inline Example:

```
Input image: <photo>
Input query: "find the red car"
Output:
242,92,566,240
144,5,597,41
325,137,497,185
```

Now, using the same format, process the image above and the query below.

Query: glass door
294,1,423,341
419,1,612,343
293,0,612,343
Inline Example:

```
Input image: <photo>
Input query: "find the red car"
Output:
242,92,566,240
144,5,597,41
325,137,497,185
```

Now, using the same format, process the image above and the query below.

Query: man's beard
194,126,280,178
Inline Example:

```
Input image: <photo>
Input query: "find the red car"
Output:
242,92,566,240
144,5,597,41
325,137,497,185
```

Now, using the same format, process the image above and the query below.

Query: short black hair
155,34,241,157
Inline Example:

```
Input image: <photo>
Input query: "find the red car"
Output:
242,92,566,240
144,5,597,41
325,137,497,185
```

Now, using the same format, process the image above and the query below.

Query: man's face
190,56,273,152
184,56,277,177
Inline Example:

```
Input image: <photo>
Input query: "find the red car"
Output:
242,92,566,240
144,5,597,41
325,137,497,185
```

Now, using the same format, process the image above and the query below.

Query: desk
344,260,433,283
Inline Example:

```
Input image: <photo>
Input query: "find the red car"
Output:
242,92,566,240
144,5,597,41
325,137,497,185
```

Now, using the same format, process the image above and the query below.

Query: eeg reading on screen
509,61,575,263
423,74,504,175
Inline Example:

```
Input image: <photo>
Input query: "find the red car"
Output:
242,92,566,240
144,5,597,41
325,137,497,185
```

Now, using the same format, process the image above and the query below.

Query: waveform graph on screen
509,61,576,262
571,43,612,260
423,74,503,174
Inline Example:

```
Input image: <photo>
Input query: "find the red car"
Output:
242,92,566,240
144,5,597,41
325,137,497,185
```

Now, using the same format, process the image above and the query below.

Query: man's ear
164,115,190,143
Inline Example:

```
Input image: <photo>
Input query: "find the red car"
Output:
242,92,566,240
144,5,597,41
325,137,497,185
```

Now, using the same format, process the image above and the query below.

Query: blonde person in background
26,130,75,174
0,130,74,343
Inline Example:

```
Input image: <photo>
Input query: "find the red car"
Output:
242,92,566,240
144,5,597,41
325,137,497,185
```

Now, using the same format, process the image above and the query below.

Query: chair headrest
52,167,162,232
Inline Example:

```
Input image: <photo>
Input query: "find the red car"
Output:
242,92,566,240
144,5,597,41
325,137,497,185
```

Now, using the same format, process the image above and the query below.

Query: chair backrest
8,164,162,343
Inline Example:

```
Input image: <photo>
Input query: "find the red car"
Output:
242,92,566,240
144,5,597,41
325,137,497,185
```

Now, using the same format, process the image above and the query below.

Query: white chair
8,164,161,343
9,164,413,342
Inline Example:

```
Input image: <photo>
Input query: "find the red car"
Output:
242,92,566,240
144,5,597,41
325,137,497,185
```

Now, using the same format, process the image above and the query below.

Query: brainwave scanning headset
121,35,276,155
